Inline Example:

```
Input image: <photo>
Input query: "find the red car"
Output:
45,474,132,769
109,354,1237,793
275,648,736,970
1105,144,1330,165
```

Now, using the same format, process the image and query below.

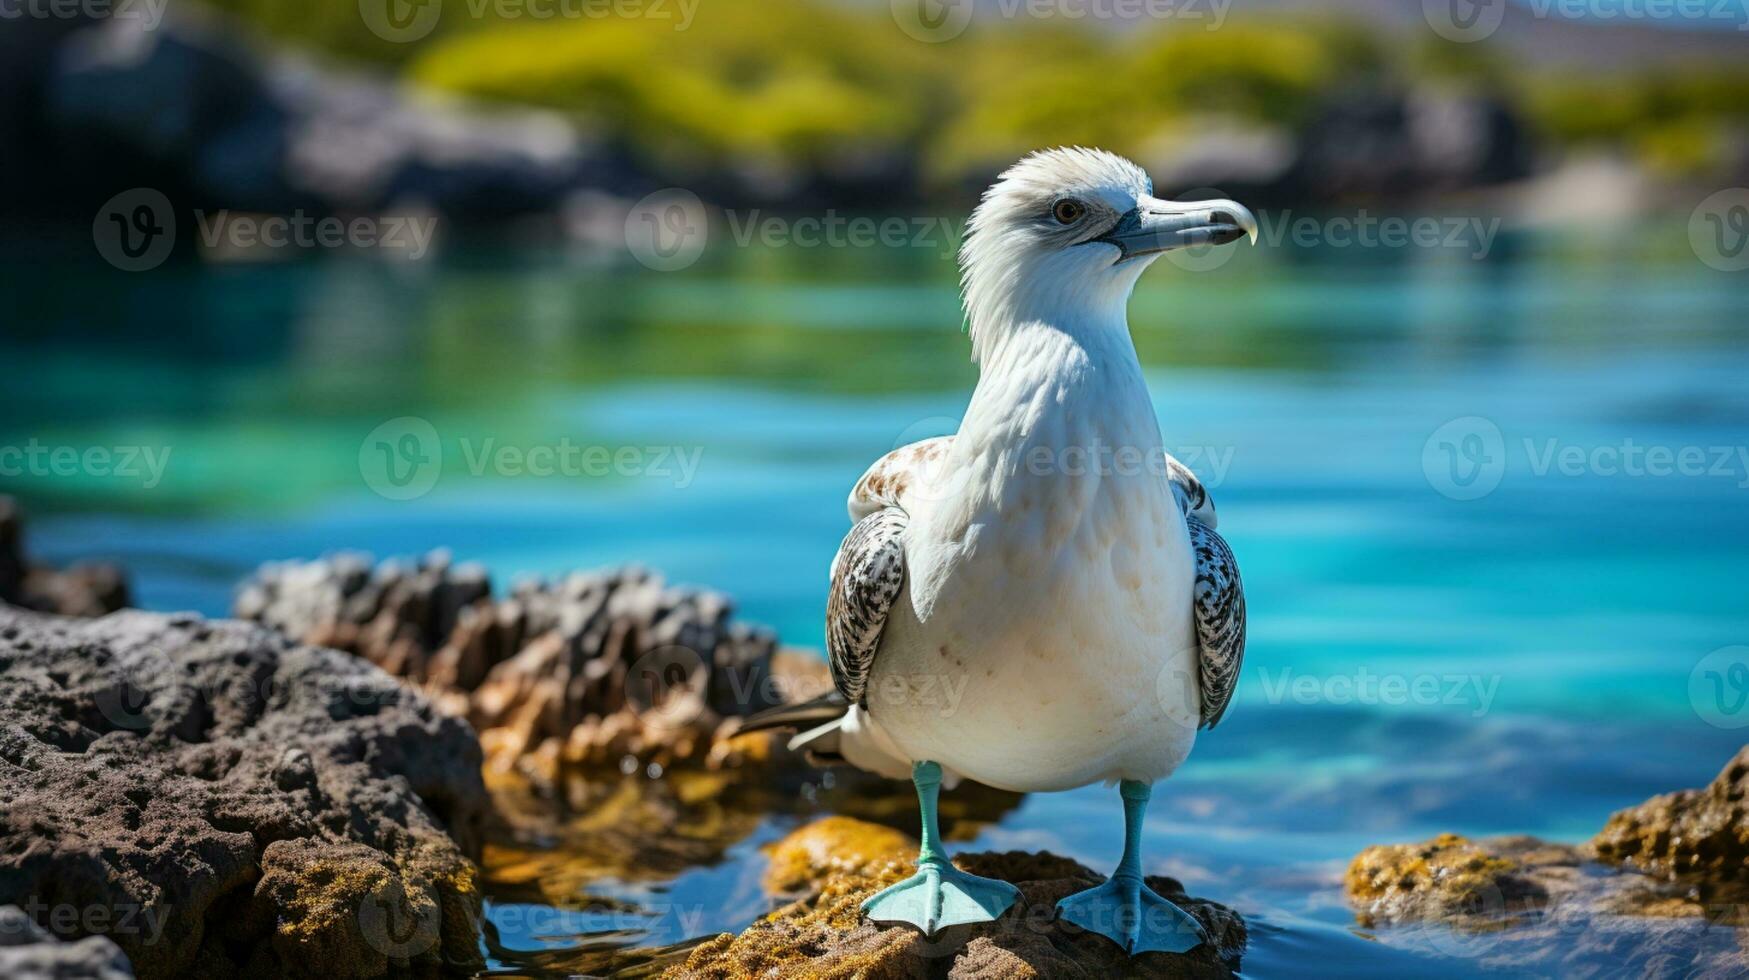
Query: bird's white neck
960,294,1162,472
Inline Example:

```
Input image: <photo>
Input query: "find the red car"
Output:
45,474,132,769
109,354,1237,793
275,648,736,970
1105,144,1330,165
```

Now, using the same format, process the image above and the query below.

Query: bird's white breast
867,321,1200,793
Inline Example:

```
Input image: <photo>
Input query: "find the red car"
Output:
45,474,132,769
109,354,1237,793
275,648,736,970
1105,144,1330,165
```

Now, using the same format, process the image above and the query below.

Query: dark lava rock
0,904,134,980
0,606,489,979
0,497,129,617
26,13,629,225
671,817,1244,979
235,552,784,778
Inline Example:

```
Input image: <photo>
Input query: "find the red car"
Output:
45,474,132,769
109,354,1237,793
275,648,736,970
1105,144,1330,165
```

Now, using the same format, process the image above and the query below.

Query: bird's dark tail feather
737,690,850,735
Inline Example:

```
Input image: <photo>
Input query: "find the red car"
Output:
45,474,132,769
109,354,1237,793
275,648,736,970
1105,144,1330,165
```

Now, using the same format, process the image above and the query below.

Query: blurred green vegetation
199,0,1749,186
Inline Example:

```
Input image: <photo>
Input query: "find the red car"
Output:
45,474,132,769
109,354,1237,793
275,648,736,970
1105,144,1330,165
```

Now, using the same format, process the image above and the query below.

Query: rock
38,13,634,223
236,552,790,782
0,905,134,980
762,815,914,895
0,497,130,617
1285,85,1530,204
1588,745,1749,886
1345,750,1749,976
671,817,1245,979
1345,832,1557,928
0,606,488,979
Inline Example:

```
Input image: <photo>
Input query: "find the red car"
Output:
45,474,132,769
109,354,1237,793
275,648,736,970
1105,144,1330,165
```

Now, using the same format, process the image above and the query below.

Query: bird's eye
1052,199,1085,224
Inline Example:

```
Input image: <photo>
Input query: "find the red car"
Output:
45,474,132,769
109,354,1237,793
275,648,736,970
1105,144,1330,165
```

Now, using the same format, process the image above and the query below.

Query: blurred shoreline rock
3,8,641,232
1346,746,1749,976
0,497,129,617
670,816,1245,979
0,906,134,980
1588,745,1749,887
234,551,819,784
0,605,490,978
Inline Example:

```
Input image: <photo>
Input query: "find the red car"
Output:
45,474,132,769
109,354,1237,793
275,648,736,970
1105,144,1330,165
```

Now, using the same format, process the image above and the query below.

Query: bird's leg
1055,780,1207,955
860,760,1020,936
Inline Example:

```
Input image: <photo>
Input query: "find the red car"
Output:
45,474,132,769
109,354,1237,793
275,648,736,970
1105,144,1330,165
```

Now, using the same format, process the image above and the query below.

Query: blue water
4,222,1746,975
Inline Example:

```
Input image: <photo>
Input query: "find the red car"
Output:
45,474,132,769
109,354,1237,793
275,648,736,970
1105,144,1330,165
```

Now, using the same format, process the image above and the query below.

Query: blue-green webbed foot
1055,780,1208,955
861,761,1020,936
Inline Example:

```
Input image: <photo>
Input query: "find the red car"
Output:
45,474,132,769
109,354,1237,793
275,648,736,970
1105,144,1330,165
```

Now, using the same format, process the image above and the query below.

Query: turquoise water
4,223,1747,975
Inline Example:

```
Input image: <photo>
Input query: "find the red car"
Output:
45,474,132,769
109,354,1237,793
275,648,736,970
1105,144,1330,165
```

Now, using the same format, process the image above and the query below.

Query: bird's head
958,147,1255,359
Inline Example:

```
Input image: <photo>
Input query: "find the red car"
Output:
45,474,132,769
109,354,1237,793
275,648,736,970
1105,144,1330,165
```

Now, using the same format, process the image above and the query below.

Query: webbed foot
862,858,1020,936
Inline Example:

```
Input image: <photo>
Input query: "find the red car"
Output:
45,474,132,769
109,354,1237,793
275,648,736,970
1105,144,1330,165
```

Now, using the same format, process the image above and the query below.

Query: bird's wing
847,436,953,520
828,438,948,705
826,508,908,706
1165,454,1217,529
1186,513,1245,729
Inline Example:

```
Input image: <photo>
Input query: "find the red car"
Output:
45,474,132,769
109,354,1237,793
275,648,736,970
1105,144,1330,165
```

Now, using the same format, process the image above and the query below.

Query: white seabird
744,147,1251,955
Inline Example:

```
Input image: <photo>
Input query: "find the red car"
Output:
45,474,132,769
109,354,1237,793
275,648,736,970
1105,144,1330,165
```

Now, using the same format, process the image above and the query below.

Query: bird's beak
1095,195,1258,261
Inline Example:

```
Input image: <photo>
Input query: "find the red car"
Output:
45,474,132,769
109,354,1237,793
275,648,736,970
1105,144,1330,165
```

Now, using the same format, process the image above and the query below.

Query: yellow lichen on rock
670,817,1245,979
1345,833,1527,928
1587,745,1749,884
762,815,914,894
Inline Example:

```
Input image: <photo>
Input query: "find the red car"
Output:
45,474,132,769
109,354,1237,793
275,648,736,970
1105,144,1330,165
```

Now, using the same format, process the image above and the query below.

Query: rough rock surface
235,552,794,781
1346,749,1749,977
0,497,129,617
1345,833,1565,929
0,606,489,979
0,905,134,980
1588,745,1749,886
671,817,1245,979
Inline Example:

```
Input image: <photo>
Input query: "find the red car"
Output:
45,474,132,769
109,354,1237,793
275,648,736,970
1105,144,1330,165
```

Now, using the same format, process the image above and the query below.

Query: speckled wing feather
1186,513,1245,729
828,438,950,706
1166,455,1216,528
826,508,908,706
848,436,952,520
